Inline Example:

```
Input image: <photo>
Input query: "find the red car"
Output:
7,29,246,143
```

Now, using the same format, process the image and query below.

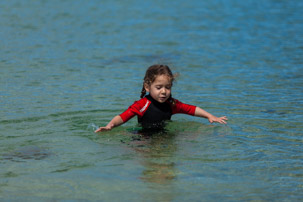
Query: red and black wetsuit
120,94,196,129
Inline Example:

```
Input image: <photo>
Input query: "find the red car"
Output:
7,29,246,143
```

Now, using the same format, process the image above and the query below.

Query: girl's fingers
95,125,114,133
208,116,228,124
219,117,228,124
95,127,107,133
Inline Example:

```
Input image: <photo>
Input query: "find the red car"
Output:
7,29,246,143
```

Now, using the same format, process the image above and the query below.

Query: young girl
95,64,227,133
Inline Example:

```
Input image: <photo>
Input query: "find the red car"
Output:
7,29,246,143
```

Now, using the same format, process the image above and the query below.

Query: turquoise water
1,0,302,201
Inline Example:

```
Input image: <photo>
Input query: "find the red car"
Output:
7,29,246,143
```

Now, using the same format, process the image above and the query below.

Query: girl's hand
208,116,228,124
94,116,123,133
95,124,114,133
95,127,110,133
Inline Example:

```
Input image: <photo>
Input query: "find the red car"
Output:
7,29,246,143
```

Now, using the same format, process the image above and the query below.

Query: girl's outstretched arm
194,107,228,124
95,115,124,133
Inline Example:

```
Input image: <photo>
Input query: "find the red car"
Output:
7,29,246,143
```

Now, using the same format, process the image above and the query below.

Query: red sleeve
171,99,196,116
119,97,151,122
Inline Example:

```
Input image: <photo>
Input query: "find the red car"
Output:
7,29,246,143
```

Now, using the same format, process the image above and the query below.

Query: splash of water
88,123,100,131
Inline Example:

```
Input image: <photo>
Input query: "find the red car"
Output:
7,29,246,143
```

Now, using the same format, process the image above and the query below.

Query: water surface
0,0,302,201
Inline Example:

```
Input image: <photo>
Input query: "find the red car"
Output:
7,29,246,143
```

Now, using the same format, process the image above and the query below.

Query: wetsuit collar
145,94,171,108
145,94,162,104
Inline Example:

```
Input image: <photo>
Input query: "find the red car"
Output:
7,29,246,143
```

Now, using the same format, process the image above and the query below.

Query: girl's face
145,75,172,103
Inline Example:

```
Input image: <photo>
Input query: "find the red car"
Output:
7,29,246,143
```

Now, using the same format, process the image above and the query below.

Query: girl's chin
157,98,168,103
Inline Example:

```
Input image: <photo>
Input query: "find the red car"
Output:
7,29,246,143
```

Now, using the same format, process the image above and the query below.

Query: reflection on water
141,161,176,184
131,132,177,184
127,131,178,202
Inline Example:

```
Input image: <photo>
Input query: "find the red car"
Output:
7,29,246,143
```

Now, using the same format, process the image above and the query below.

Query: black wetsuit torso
138,94,172,129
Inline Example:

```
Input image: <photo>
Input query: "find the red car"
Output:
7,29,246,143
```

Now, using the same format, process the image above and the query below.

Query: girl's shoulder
170,97,196,115
130,97,151,114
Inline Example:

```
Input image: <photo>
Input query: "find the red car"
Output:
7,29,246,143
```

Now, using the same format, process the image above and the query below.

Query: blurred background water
0,0,302,201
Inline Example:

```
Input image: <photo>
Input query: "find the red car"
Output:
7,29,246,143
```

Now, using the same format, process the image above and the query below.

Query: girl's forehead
153,74,172,84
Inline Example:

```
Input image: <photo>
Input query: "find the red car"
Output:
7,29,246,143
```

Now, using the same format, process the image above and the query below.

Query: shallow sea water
1,0,303,201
